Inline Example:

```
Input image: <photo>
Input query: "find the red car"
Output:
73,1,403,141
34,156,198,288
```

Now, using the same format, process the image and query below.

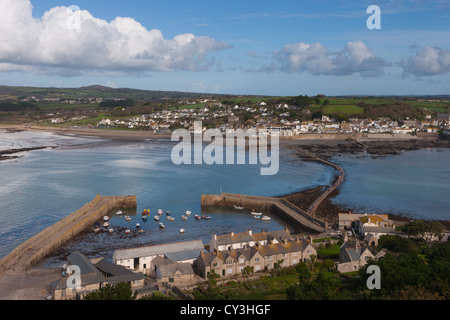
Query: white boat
116,210,123,215
185,210,191,216
157,209,163,215
154,216,160,221
109,228,114,233
125,229,131,234
194,215,201,220
94,228,101,234
180,228,185,234
159,223,165,229
103,222,110,228
181,215,188,221
254,215,262,219
136,223,141,228
167,216,175,222
234,205,244,210
251,211,263,216
261,216,271,221
103,216,109,221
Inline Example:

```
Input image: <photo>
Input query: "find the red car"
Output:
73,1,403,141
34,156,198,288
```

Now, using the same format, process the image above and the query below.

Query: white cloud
0,0,231,75
273,40,389,77
400,46,450,76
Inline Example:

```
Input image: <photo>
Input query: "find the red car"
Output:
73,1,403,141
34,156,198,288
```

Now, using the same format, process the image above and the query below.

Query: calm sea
0,131,333,264
0,131,448,266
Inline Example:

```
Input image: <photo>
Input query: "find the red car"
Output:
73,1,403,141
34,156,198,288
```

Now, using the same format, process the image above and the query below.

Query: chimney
213,233,217,240
248,229,252,236
231,231,234,237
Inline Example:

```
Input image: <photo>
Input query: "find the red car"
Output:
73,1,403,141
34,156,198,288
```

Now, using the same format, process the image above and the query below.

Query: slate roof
51,251,144,291
214,228,291,246
113,239,204,262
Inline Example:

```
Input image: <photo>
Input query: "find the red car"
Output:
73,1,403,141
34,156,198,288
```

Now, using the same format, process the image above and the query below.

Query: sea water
0,131,333,263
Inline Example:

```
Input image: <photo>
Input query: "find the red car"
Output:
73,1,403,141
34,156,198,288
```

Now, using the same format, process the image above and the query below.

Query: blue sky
0,0,449,96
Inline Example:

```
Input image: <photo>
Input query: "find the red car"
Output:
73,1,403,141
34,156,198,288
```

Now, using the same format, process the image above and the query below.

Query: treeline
99,99,135,109
0,101,40,112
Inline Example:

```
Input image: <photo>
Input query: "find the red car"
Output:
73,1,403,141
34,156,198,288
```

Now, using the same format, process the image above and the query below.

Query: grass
323,105,364,115
316,243,341,260
229,274,300,300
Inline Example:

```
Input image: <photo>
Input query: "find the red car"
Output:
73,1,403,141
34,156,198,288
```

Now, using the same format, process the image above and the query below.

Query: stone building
51,251,145,300
336,241,375,273
195,237,316,279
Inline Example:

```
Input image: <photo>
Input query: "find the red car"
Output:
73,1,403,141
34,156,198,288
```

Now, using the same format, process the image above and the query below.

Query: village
90,101,450,137
49,211,450,300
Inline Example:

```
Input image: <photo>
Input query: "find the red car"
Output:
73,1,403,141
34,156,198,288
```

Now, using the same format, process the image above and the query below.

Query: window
213,262,218,267
227,268,233,274
227,260,233,265
267,256,272,260
239,258,245,264
255,258,260,262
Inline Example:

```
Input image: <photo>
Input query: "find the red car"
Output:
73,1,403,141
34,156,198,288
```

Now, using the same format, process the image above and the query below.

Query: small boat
167,216,175,222
157,209,163,215
103,222,110,228
94,228,101,234
194,215,202,220
254,215,262,219
109,228,114,233
125,229,131,234
202,215,211,220
142,209,150,215
142,216,148,221
125,216,131,221
94,222,101,228
166,211,172,216
159,223,165,229
154,216,160,221
234,205,244,210
180,228,185,234
261,216,271,221
138,229,144,234
103,216,109,221
251,210,262,216
136,223,141,228
185,210,192,216
181,215,188,221
116,210,123,215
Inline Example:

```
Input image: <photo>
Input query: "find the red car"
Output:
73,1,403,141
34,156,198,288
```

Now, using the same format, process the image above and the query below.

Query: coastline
1,125,449,299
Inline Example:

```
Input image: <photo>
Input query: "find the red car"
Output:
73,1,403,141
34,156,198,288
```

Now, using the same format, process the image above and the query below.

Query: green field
322,105,364,115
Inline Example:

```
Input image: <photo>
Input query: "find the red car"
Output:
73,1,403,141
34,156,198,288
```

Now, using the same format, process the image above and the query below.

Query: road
288,145,345,217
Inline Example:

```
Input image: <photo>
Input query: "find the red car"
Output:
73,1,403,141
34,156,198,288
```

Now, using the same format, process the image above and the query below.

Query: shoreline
0,126,449,299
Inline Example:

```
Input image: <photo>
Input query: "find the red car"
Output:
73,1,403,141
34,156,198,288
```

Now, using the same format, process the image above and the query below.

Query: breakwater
201,193,327,233
0,195,136,272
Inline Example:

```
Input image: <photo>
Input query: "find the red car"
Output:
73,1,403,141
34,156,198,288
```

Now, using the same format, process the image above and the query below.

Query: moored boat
202,215,211,220
234,205,244,210
125,229,131,234
136,223,141,228
116,210,123,215
159,222,165,229
194,215,201,220
125,216,131,221
103,222,110,228
154,216,160,221
185,210,191,216
103,216,109,221
157,209,163,215
261,216,271,221
181,215,188,221
180,228,185,234
166,211,172,216
167,216,175,222
94,228,101,234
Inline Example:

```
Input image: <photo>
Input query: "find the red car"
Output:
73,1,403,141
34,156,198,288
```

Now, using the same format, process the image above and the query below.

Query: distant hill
0,84,225,101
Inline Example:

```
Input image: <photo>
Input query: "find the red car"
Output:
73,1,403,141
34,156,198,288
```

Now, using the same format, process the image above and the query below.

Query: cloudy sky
0,0,449,96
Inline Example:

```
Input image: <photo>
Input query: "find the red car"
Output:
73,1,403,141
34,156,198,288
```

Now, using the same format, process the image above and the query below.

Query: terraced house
195,237,316,279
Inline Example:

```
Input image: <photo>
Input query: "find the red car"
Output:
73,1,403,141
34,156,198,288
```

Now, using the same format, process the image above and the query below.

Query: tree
207,269,221,288
322,259,335,271
83,282,137,300
241,266,254,281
